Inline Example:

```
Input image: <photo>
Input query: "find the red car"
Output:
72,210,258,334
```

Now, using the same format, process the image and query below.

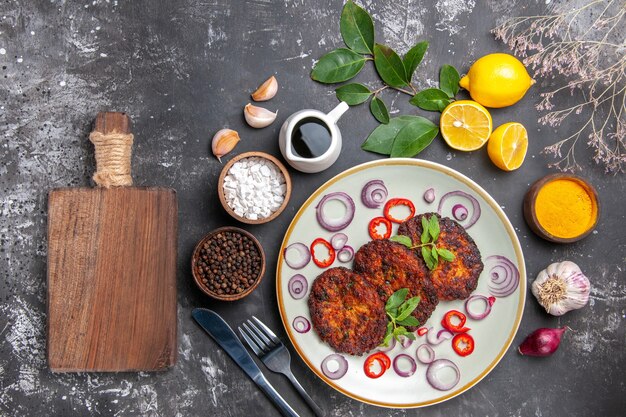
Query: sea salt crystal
223,157,286,219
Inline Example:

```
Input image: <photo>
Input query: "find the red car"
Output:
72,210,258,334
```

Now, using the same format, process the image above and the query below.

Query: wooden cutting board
47,112,178,372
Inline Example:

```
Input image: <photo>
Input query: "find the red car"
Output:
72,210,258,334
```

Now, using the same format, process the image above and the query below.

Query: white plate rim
276,158,526,408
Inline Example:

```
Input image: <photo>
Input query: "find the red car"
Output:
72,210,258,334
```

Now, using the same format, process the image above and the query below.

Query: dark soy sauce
291,117,332,158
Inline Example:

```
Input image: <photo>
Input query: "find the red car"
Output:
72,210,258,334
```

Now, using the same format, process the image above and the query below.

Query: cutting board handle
90,112,133,188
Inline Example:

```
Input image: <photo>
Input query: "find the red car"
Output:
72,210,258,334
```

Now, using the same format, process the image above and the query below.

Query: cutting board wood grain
47,112,178,372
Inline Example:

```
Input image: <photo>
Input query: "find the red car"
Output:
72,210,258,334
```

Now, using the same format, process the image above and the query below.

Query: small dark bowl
523,173,599,243
191,226,266,301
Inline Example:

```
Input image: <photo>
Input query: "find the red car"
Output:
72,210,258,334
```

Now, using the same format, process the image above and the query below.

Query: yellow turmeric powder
535,178,598,239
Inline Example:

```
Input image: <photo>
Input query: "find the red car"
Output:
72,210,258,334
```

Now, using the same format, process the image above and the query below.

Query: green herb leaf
431,246,439,263
429,215,440,241
402,331,417,340
386,288,408,311
335,83,372,105
361,115,421,155
390,235,413,248
373,44,408,88
403,41,428,82
439,64,460,98
422,246,435,270
397,316,420,327
396,296,421,321
311,48,366,84
389,118,439,158
370,97,390,124
393,326,408,337
421,216,431,244
409,88,452,112
340,0,375,55
437,248,456,262
382,322,394,346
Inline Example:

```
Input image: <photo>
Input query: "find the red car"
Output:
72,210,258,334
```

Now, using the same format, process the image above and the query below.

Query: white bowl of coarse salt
218,152,292,224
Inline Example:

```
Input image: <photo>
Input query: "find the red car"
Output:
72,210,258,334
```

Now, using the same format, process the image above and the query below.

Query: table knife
192,308,300,417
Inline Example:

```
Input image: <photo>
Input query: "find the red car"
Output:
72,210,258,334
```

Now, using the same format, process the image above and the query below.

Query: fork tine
238,326,264,356
243,322,270,352
246,319,275,347
252,316,281,344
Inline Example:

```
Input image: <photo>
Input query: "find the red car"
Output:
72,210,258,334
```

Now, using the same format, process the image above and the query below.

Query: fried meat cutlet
398,212,483,300
352,240,439,327
308,267,387,356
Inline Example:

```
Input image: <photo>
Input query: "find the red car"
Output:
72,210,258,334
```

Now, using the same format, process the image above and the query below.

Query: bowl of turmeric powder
523,174,599,243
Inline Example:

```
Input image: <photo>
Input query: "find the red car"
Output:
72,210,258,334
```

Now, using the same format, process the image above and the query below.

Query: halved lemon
487,122,528,171
440,100,493,151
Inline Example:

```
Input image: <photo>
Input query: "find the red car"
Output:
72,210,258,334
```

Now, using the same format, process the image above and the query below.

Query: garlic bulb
251,76,278,101
531,261,590,316
211,129,240,162
244,103,277,128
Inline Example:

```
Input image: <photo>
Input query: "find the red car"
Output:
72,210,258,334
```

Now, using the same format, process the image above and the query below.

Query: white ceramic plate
276,159,526,408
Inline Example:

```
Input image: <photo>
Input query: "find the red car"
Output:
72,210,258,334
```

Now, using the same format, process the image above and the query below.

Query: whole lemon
459,53,534,108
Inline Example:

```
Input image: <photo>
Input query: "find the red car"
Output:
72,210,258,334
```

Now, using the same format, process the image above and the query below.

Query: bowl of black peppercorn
191,226,266,301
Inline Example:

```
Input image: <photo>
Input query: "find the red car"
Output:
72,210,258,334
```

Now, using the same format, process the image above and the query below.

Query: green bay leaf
336,83,372,105
361,115,419,155
373,44,408,88
403,41,428,82
409,88,451,112
440,64,460,98
311,48,366,84
340,0,375,54
370,96,390,124
389,117,439,158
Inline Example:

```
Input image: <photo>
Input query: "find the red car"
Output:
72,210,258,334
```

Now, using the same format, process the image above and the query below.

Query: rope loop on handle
89,131,134,187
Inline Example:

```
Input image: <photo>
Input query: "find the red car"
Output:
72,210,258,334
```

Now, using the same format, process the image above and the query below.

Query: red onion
330,233,348,250
336,245,354,263
426,359,460,391
399,336,413,349
486,255,520,297
392,354,416,377
426,327,454,345
283,242,311,269
452,204,468,221
288,274,308,300
361,180,388,209
378,336,396,352
316,192,355,232
518,327,568,357
423,188,435,204
292,316,311,333
437,190,481,229
464,294,495,320
416,344,435,364
321,353,348,380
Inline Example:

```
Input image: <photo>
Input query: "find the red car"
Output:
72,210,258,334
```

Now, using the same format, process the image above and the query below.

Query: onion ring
392,354,416,378
336,245,354,263
426,359,460,391
330,233,348,250
426,327,454,345
292,316,311,333
316,192,355,232
423,188,435,204
378,337,396,353
486,255,520,297
361,180,388,209
464,294,495,320
287,274,308,300
437,190,481,229
283,242,311,269
320,353,348,380
416,343,435,364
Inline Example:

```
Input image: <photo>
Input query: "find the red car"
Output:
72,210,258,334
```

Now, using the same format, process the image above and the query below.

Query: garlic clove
211,128,240,162
251,75,278,101
244,103,277,128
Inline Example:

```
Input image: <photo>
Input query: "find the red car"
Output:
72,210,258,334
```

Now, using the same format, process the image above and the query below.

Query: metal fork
238,316,324,417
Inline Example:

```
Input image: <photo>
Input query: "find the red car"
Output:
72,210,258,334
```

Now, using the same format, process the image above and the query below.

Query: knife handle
254,374,300,417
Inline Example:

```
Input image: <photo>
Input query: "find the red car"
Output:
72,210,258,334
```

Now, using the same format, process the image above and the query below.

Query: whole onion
518,326,568,357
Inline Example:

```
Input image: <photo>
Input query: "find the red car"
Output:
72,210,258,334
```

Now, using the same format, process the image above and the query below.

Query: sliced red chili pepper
383,198,416,223
452,333,475,357
417,327,428,337
442,310,471,333
310,238,335,268
363,352,391,379
368,216,392,240
488,296,496,306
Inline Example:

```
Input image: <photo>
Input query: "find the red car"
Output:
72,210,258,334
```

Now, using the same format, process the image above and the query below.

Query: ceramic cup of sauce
278,101,349,173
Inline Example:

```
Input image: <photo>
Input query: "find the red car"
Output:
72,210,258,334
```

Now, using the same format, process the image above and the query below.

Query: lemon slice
440,100,493,151
487,122,528,171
